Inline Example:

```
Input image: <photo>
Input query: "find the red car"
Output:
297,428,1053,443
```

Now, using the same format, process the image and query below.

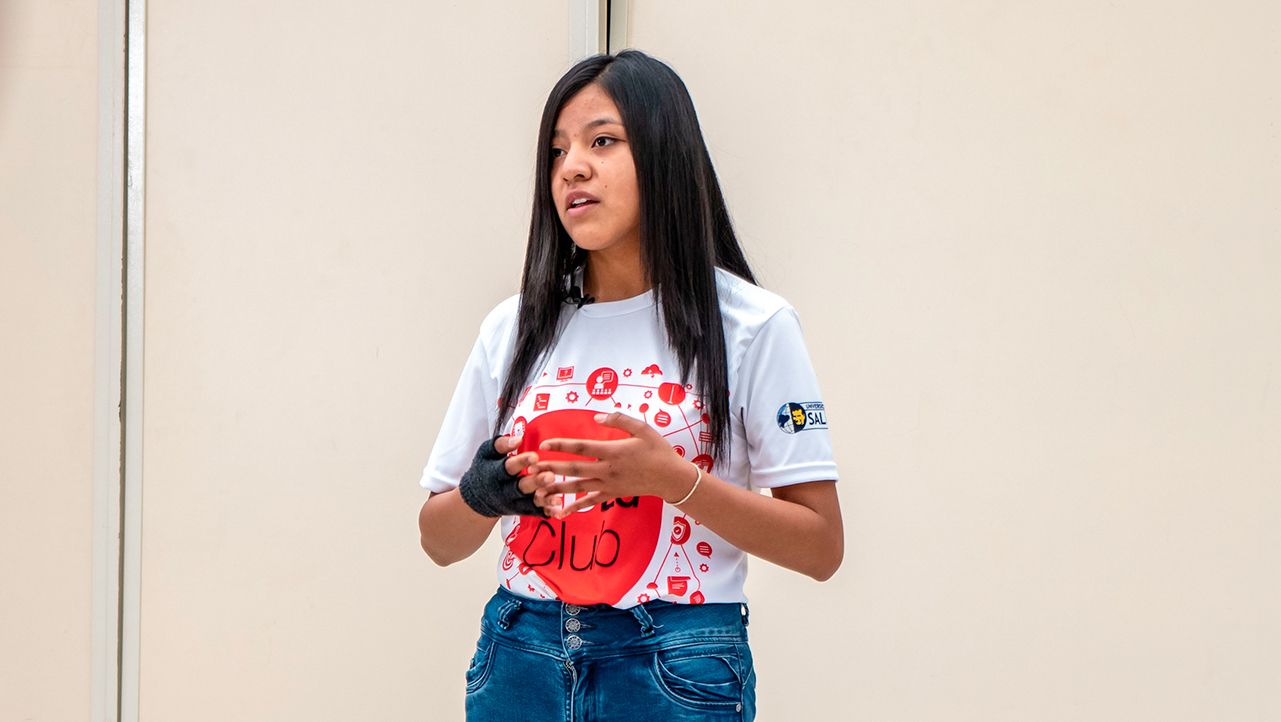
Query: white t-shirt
421,268,838,608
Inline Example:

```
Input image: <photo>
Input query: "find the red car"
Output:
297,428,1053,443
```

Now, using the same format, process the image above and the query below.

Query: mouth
566,192,599,217
568,199,596,217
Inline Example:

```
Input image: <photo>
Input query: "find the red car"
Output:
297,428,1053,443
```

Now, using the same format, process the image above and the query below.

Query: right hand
495,434,565,516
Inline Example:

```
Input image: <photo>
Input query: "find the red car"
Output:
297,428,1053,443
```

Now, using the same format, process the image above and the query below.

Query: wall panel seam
92,0,128,721
119,0,146,720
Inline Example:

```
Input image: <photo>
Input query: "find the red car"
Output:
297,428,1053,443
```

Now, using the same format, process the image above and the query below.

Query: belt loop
741,603,750,627
630,604,656,638
497,599,523,630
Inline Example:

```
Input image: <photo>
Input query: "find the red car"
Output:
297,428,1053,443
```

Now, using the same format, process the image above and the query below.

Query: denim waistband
481,586,749,661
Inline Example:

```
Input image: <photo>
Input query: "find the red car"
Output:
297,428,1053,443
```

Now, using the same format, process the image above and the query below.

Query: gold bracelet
671,462,702,506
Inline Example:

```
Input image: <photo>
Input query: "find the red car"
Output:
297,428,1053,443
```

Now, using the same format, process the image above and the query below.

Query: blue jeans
465,587,756,721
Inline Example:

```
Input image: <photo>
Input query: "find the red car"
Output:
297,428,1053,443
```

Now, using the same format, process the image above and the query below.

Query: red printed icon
691,454,713,472
502,549,515,571
511,416,527,438
696,541,712,557
641,364,662,377
557,366,574,381
588,368,618,399
699,430,713,443
672,445,685,458
533,393,550,411
671,516,691,544
667,576,690,597
690,591,705,605
654,410,671,427
658,382,686,405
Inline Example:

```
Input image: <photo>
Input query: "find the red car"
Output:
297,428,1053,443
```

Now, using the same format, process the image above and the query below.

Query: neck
583,239,649,303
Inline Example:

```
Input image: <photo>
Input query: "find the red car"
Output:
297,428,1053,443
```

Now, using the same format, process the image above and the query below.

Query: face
550,84,641,255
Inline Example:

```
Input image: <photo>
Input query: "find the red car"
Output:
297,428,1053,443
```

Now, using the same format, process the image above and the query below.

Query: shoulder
478,293,520,339
471,293,522,363
715,267,795,337
716,268,816,391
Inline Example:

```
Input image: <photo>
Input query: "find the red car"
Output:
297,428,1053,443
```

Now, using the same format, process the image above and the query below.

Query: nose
559,141,592,183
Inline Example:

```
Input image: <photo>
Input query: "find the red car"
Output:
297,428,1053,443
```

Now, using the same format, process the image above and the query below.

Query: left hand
528,412,699,517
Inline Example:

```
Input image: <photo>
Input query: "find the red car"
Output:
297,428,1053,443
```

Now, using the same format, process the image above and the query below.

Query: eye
550,147,566,158
592,136,617,148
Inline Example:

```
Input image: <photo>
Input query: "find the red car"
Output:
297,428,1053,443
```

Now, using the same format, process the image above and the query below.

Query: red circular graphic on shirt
671,517,691,545
691,454,713,472
587,368,618,399
672,445,686,458
654,410,671,427
690,591,705,605
502,549,515,571
696,541,712,557
512,409,662,606
658,382,686,405
511,416,527,438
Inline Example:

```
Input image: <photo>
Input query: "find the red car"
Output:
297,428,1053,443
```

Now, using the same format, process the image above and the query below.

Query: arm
677,474,842,582
418,488,498,567
418,435,557,566
530,413,844,581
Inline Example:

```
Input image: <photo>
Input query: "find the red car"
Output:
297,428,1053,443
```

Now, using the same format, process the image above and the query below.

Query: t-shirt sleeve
735,307,840,489
419,334,498,493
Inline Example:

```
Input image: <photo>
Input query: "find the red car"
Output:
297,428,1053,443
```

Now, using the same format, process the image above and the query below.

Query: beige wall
630,2,1281,720
137,2,566,720
0,1,100,720
3,1,1278,720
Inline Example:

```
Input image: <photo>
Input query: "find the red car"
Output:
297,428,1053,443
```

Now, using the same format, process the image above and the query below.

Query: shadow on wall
0,2,21,122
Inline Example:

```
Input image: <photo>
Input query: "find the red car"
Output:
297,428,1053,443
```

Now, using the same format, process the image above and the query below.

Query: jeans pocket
464,636,497,695
651,643,745,711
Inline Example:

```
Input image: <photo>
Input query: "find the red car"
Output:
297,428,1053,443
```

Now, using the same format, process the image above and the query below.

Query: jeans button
565,604,581,616
565,618,582,633
566,635,582,650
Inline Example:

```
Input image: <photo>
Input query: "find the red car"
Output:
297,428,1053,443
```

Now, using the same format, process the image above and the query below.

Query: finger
519,470,556,495
594,412,650,437
528,459,605,479
554,491,606,518
494,435,523,454
538,437,614,459
503,451,539,476
539,491,567,516
542,477,605,496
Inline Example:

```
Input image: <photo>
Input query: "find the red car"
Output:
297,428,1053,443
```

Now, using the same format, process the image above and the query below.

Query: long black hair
496,50,756,464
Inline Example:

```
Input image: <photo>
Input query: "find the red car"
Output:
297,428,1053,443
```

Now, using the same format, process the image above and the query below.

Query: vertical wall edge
91,0,128,720
118,0,146,719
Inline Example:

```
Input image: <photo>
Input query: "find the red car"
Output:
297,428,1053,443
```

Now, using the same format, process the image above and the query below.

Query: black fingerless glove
458,437,541,518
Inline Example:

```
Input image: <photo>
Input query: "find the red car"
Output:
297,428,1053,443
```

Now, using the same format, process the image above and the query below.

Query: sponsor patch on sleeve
776,402,827,434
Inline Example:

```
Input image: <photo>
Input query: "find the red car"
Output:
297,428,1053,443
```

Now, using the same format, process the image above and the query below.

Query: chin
566,232,616,253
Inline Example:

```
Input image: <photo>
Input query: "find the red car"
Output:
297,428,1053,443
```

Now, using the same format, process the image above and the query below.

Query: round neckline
576,287,656,317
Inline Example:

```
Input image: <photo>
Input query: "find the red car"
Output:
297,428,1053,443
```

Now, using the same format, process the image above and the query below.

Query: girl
418,50,842,722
